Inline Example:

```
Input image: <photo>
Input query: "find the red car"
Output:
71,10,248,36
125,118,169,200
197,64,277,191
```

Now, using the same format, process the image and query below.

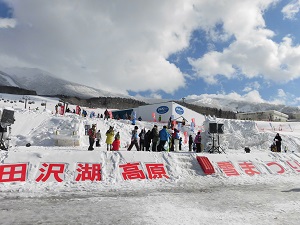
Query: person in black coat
144,130,151,151
88,124,96,150
188,134,193,151
139,129,146,151
274,133,282,152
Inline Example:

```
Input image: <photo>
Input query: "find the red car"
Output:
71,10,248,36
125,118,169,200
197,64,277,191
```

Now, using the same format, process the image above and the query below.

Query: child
95,130,101,147
112,134,120,151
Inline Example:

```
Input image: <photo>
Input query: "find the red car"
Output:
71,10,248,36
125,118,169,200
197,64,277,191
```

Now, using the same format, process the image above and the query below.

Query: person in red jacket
112,132,120,151
112,139,120,151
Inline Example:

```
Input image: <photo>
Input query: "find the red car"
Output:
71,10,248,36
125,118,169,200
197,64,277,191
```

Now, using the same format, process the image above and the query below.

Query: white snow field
0,93,300,225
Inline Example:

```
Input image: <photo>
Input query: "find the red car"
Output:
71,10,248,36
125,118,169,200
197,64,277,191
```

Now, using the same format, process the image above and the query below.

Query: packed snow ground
1,93,300,225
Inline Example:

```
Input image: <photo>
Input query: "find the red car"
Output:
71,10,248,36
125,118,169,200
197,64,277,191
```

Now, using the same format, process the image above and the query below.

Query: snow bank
1,92,300,192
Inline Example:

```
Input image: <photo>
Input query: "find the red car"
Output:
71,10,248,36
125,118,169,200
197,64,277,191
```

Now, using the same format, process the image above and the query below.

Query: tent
111,109,133,120
134,101,205,129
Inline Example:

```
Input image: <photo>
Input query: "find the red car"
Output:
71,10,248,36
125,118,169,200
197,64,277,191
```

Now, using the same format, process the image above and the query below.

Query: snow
0,72,19,87
1,93,300,224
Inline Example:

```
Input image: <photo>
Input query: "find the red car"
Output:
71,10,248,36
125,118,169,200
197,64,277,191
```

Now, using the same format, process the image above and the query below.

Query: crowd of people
87,123,203,152
88,124,285,154
59,105,285,153
55,105,113,120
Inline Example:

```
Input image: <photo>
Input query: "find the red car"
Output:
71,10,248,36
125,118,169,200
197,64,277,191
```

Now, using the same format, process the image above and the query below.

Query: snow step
196,156,215,175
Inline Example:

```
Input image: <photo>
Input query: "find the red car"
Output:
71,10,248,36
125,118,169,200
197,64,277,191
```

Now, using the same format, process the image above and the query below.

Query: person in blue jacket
127,126,140,151
157,126,171,152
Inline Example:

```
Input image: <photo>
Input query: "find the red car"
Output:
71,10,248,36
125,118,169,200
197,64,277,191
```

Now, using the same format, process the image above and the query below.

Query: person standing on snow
88,124,96,151
128,126,139,151
167,117,172,129
104,109,109,120
105,126,114,151
157,126,171,152
179,137,182,151
55,104,58,114
95,130,101,147
139,128,146,151
173,129,180,152
194,131,202,153
115,131,120,140
144,130,151,151
274,133,282,152
112,132,121,151
188,134,194,151
150,125,159,152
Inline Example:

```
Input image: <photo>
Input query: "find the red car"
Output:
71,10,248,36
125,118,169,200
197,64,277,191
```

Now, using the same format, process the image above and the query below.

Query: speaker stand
208,133,226,154
0,132,8,151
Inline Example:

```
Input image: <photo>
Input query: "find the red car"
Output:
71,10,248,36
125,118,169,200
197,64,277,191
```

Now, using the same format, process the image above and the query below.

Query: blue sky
0,1,300,107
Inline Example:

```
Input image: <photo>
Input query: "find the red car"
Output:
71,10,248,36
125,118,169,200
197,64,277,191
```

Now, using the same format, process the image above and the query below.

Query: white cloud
243,86,252,92
188,51,236,84
1,0,300,99
186,90,266,104
220,90,266,103
277,89,287,98
185,88,300,107
243,81,261,92
149,93,163,99
134,93,163,100
0,18,16,28
295,97,300,105
282,0,300,19
243,90,265,103
269,88,300,106
188,0,300,85
0,0,200,95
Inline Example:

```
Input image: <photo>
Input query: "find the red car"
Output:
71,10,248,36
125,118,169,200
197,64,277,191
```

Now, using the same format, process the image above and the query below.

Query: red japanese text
217,161,240,176
75,163,101,181
36,163,65,182
0,163,27,182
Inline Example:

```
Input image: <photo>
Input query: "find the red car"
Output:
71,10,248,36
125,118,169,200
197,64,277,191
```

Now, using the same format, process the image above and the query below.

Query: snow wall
2,150,300,184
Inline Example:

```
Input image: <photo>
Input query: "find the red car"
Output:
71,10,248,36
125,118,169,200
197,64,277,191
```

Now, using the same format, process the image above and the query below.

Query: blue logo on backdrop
156,106,169,114
175,106,184,115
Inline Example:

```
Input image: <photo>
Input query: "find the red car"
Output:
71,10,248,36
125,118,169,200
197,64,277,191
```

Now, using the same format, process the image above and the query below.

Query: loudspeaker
1,109,15,124
218,123,224,134
209,123,217,133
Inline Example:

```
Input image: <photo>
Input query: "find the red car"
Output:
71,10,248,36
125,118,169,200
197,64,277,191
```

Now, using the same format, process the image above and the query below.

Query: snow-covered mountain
0,67,129,99
1,67,300,114
184,95,300,114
